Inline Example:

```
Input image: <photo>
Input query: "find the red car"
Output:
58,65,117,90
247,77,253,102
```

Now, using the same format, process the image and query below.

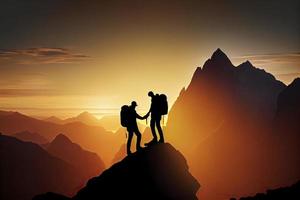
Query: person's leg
145,118,158,146
156,116,164,143
150,118,158,141
127,130,133,155
135,129,142,151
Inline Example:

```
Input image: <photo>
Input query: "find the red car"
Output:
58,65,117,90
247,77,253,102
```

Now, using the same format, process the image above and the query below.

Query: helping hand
143,113,149,120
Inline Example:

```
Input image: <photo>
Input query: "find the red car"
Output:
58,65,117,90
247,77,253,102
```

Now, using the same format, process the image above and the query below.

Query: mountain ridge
46,134,105,181
0,110,123,164
0,134,84,200
166,48,298,200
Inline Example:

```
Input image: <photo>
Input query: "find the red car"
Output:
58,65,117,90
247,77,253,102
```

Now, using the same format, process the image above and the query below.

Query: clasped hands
142,112,150,120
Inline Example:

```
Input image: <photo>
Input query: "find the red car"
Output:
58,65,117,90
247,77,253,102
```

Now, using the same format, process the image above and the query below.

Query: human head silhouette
148,91,154,97
131,101,138,108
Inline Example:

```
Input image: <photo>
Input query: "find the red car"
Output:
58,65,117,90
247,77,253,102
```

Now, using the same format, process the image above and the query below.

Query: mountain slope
13,130,48,144
166,49,295,200
0,134,84,200
47,134,105,180
167,48,285,152
274,77,300,133
34,143,200,200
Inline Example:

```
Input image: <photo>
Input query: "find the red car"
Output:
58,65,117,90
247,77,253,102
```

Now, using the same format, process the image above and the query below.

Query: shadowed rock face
167,49,286,152
34,143,200,200
166,49,292,200
275,78,300,133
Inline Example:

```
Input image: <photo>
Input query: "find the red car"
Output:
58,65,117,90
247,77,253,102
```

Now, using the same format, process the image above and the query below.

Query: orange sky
0,0,299,118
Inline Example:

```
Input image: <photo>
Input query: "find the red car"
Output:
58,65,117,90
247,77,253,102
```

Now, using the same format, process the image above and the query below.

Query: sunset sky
0,0,299,118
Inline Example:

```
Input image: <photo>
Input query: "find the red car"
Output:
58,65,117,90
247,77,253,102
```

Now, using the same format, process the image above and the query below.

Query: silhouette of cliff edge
34,143,200,200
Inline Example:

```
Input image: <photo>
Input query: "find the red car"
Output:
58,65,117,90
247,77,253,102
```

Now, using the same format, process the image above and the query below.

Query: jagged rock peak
241,60,253,67
202,48,233,72
210,48,232,65
211,48,229,60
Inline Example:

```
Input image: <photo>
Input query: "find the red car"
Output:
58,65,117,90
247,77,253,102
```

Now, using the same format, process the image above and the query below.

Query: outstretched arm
136,112,146,120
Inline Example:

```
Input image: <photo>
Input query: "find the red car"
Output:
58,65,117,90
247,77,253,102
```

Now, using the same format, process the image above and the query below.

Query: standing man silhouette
126,101,146,155
145,91,165,146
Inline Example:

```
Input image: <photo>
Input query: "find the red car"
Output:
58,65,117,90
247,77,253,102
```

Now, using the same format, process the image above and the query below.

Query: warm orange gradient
1,2,299,200
1,48,299,119
0,1,299,118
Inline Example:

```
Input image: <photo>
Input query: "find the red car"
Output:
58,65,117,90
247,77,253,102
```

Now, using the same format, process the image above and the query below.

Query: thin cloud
0,47,91,64
0,89,59,97
233,52,300,65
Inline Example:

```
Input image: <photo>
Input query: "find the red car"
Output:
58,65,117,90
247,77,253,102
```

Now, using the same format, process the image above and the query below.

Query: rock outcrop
34,143,200,200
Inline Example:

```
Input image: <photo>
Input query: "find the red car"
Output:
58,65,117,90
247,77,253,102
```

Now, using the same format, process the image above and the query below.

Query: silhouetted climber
121,101,147,155
145,91,168,146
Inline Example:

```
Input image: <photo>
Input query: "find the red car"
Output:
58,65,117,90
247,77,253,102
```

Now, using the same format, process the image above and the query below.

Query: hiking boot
158,139,164,143
137,146,143,151
144,139,158,146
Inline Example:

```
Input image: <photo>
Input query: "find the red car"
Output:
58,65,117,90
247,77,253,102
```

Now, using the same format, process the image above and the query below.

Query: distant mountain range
45,112,121,131
166,49,300,200
0,110,123,164
45,112,145,132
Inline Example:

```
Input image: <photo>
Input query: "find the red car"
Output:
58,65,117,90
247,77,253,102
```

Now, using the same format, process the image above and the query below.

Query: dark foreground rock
34,143,200,200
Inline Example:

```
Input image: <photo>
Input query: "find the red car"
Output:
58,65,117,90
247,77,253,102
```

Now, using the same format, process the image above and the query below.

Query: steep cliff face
167,49,285,152
166,49,294,200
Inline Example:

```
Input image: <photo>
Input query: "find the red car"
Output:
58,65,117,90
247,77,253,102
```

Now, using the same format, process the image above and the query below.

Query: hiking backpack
158,94,168,115
120,105,130,127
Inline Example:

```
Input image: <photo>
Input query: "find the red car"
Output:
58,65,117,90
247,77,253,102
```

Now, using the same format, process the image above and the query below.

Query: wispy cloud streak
0,89,59,97
0,47,90,64
233,52,300,65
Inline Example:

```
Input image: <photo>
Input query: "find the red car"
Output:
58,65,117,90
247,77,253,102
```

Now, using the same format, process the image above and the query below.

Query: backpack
158,94,168,115
120,105,130,127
